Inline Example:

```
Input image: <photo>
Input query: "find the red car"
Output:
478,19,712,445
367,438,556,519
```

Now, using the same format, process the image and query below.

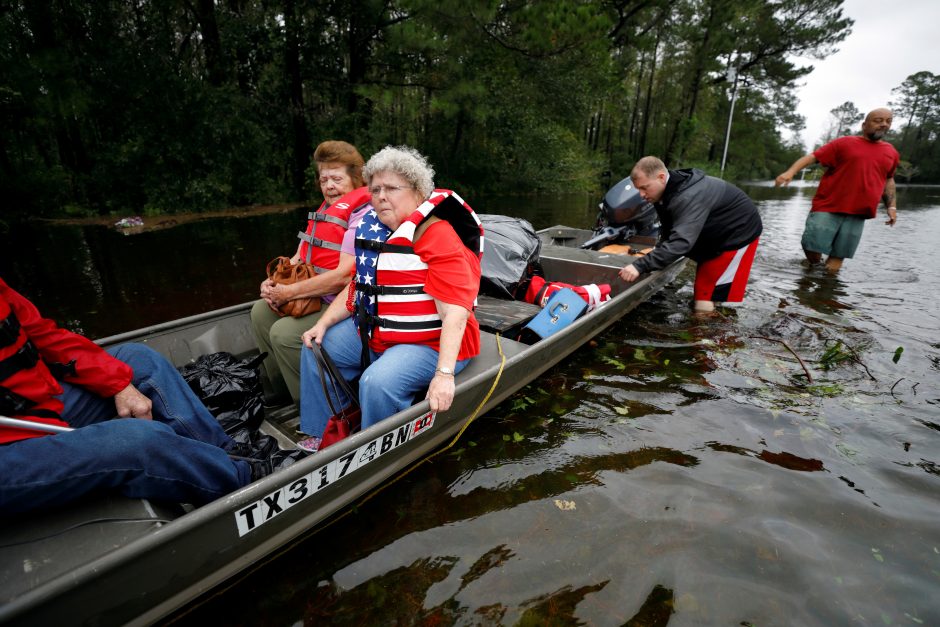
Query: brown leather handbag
265,256,322,317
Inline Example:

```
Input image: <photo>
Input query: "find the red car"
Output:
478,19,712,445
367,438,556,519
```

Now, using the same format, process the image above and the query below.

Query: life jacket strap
306,211,349,229
0,384,62,421
354,238,412,255
0,310,22,348
297,231,344,253
46,359,77,380
355,284,426,297
0,340,39,383
356,312,441,331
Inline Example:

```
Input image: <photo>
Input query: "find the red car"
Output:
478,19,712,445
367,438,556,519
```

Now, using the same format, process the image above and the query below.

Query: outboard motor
581,176,659,249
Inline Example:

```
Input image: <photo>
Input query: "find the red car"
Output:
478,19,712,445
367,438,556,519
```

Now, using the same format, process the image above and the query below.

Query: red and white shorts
694,238,759,303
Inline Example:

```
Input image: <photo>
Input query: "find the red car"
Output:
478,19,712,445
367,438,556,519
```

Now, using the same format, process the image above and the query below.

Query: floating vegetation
750,335,814,382
511,396,536,411
893,346,904,363
819,338,878,380
820,340,854,370
807,381,845,397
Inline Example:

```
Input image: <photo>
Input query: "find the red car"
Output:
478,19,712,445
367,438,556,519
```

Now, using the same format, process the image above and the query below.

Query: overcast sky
786,0,940,150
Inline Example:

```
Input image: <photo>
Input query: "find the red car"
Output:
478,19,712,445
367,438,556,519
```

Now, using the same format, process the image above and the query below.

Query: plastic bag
478,214,541,300
179,352,267,434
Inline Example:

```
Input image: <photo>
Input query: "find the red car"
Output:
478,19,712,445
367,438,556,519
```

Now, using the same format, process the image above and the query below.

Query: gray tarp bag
478,214,541,300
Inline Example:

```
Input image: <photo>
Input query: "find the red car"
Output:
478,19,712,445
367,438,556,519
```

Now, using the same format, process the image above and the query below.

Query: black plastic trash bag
479,214,541,300
179,352,267,435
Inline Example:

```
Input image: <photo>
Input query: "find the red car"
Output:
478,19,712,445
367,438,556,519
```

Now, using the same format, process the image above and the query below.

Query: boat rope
319,332,507,531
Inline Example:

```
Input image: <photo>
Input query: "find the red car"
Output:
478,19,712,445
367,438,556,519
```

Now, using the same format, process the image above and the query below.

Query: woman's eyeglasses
369,184,413,196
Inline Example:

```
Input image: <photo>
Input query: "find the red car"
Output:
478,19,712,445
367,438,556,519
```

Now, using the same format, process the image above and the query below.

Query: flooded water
3,185,939,625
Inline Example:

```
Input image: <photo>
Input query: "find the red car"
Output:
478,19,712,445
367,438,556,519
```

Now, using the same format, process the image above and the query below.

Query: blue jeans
0,344,252,514
299,317,468,436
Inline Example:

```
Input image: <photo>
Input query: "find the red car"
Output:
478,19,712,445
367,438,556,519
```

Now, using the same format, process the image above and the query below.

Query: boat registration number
234,411,436,536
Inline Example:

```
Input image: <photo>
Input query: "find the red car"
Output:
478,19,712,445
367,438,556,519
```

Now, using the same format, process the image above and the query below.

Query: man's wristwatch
435,366,455,377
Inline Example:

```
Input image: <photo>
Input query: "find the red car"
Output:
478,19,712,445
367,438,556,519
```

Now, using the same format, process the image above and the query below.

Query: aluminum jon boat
0,227,683,626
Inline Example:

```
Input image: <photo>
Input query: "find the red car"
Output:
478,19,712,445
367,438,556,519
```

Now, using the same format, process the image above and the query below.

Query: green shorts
801,211,866,259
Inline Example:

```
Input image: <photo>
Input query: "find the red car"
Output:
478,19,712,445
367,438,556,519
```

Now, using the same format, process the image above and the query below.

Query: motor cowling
600,176,658,232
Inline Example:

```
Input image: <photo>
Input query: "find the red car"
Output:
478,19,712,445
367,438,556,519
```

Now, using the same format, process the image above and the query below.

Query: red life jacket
524,276,611,311
296,186,371,273
356,190,483,348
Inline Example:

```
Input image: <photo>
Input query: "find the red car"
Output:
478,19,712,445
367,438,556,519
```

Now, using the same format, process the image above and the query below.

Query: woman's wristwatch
435,366,455,377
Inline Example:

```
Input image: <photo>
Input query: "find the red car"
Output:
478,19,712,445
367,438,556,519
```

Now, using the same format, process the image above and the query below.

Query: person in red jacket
0,278,299,515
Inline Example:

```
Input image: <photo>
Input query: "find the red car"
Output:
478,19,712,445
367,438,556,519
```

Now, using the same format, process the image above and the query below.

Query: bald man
776,108,900,272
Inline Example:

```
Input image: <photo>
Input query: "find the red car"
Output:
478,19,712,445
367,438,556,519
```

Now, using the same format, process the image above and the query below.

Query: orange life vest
296,187,371,273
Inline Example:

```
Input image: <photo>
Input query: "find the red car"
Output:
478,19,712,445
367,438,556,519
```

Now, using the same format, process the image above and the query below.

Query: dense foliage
1,0,925,218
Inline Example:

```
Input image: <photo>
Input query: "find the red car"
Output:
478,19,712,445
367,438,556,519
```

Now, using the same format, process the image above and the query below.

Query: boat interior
1,231,650,607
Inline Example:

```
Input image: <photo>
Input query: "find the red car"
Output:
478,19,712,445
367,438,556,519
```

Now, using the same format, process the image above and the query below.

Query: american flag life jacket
296,186,371,273
353,190,483,355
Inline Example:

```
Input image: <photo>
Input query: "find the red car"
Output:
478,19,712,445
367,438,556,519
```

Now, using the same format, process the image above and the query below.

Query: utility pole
719,66,739,179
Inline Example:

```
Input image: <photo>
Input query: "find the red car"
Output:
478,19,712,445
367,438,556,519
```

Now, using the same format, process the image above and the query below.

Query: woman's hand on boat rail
426,374,455,414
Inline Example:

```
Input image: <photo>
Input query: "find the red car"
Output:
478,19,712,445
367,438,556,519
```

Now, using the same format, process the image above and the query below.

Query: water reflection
1,210,307,337
792,269,852,314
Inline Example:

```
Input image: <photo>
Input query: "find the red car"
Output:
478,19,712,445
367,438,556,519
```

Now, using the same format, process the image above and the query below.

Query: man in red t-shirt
776,108,900,272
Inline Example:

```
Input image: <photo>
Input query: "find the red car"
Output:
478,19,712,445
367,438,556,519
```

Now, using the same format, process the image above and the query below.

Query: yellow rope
320,332,507,527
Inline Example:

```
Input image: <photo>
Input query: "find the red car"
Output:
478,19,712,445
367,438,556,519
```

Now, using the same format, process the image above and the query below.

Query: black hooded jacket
632,168,762,274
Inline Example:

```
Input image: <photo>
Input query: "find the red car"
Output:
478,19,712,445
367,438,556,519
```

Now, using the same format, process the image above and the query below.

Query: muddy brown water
3,185,939,625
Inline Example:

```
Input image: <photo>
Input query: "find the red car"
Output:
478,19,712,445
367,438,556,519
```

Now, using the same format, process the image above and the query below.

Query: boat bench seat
474,295,542,338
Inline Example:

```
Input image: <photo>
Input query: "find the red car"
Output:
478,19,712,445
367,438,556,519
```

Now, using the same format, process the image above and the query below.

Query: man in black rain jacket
619,156,762,312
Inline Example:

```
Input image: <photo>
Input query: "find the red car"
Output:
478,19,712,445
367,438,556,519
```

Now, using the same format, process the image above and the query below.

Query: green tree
0,0,878,220
821,101,862,143
890,71,940,172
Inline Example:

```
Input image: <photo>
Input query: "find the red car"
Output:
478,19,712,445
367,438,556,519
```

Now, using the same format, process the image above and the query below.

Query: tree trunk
665,2,718,165
284,0,311,198
195,0,227,86
638,36,659,158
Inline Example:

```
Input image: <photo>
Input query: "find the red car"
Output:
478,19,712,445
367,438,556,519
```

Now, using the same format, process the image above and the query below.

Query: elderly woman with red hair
250,141,371,404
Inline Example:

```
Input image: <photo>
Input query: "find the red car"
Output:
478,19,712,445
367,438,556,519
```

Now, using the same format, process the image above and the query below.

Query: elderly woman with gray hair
296,146,483,452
